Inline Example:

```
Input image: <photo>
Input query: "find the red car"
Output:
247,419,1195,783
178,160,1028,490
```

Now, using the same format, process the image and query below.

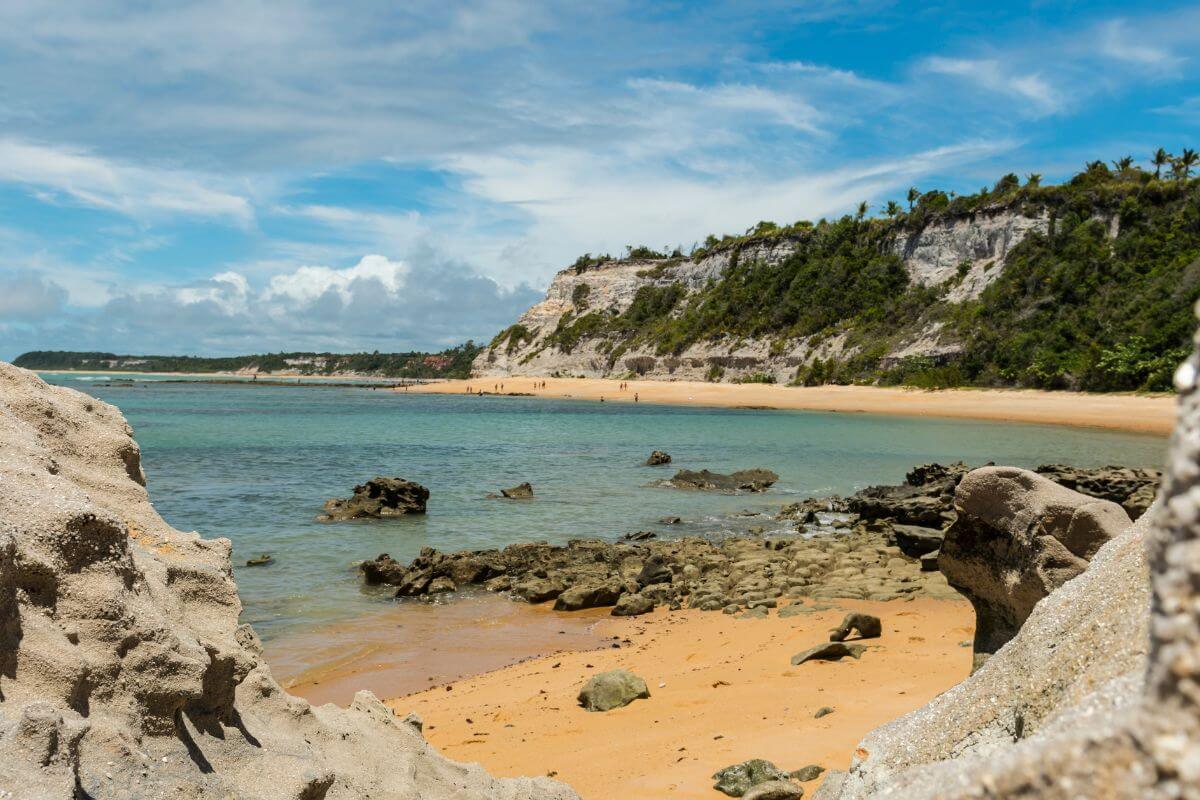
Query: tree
1112,155,1134,172
1025,173,1042,188
856,201,869,220
1153,148,1171,179
907,186,919,210
1175,148,1198,180
885,200,901,218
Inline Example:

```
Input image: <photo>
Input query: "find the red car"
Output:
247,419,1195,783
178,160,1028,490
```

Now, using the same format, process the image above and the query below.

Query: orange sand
386,597,974,799
409,377,1174,435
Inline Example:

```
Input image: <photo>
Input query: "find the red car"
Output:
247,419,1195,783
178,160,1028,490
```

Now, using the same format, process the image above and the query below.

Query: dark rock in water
791,642,867,665
744,781,804,800
940,466,1131,671
636,554,672,588
659,516,682,525
319,476,429,520
577,669,649,712
846,462,967,527
829,613,881,642
646,450,672,466
891,524,944,558
426,576,456,594
669,468,779,493
360,553,407,585
779,497,847,520
624,530,657,541
1034,463,1162,520
713,759,791,797
612,592,654,616
500,482,534,499
790,764,824,782
554,581,622,611
245,554,274,567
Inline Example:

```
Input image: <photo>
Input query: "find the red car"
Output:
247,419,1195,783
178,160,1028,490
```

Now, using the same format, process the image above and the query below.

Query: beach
410,377,1176,435
365,597,974,799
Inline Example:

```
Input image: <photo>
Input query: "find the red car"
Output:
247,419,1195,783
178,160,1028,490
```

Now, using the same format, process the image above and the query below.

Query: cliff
0,362,575,800
476,167,1200,391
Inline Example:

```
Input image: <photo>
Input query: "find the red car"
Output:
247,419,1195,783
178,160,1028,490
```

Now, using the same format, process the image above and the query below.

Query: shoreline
408,376,1176,435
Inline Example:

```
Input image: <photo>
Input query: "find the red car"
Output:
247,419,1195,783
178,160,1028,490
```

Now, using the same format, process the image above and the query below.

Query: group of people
461,378,637,402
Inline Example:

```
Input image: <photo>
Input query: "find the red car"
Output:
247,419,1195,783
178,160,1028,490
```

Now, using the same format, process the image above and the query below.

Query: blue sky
1,0,1198,358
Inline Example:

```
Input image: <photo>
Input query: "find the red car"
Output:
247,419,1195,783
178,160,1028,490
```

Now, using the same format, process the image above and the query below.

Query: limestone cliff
0,362,576,800
474,207,1048,382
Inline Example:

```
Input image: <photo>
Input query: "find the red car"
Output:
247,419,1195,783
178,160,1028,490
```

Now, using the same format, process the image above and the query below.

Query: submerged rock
577,670,650,712
713,759,792,797
940,466,1131,670
319,476,429,520
245,553,274,567
645,450,672,465
669,468,780,493
500,482,534,499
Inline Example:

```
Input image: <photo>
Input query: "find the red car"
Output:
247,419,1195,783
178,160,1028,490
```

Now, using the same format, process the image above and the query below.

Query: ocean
42,373,1167,644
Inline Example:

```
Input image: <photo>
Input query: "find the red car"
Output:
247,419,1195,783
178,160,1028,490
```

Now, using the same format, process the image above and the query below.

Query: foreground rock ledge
0,363,575,800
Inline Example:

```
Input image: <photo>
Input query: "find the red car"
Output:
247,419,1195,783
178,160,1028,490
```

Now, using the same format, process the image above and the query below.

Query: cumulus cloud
0,270,68,320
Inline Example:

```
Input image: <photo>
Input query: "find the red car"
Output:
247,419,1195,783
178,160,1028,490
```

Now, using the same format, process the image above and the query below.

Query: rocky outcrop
815,339,1200,799
318,476,429,520
667,468,779,493
939,467,1131,670
1033,463,1162,519
474,210,1048,382
645,450,672,466
0,363,574,800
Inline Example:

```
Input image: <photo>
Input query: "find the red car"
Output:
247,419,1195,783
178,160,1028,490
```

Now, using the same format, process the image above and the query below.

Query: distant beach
411,377,1177,435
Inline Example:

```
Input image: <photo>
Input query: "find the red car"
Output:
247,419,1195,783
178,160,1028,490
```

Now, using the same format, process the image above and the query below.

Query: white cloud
1098,20,1183,70
263,255,408,305
0,270,68,320
0,139,253,223
922,57,1060,114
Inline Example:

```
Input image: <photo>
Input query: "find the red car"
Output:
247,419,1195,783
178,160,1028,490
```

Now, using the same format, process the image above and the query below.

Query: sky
1,0,1199,359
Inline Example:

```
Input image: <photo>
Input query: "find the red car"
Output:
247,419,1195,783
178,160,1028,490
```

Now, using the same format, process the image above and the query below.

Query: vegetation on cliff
14,342,483,379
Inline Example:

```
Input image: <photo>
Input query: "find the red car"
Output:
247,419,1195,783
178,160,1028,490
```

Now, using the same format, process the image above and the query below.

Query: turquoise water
43,373,1168,642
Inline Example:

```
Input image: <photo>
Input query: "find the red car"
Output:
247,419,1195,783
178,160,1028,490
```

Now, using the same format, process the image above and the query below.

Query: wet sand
410,377,1174,435
268,593,612,706
383,597,974,799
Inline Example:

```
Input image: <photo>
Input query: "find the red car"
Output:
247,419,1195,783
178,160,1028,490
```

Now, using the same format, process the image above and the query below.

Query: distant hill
476,157,1200,392
14,343,482,379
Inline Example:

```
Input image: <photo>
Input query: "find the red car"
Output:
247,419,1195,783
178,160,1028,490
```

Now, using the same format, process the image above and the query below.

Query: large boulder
0,362,576,800
319,476,429,520
577,670,650,712
939,467,1131,670
553,581,622,611
668,468,779,493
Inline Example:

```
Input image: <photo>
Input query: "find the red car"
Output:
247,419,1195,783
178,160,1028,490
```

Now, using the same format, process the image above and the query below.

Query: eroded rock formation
0,363,574,800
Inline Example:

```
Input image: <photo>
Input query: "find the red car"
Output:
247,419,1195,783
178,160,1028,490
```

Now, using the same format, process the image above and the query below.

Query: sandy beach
408,377,1175,435
369,597,973,799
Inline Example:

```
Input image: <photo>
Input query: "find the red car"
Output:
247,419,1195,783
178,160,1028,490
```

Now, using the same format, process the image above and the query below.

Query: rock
829,613,881,642
713,759,792,797
624,530,656,541
891,524,944,557
646,450,672,465
659,515,682,524
845,462,968,527
553,581,621,611
318,476,429,520
1034,463,1162,520
669,468,780,493
919,550,940,571
513,577,564,603
740,606,770,619
612,593,654,616
636,554,673,588
940,466,1132,670
814,707,834,718
577,670,650,712
0,361,577,800
790,643,867,665
426,576,456,594
791,765,824,782
500,482,534,498
245,553,274,567
744,780,805,800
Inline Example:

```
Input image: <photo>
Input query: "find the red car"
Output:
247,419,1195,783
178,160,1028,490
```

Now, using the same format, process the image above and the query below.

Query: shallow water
43,373,1167,643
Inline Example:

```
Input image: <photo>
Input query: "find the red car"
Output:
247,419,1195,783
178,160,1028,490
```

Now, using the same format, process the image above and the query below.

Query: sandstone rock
891,524,944,557
829,613,881,642
668,468,779,493
553,581,621,611
0,362,576,800
791,765,824,782
791,643,866,665
1034,463,1162,519
645,450,672,466
501,482,534,499
514,577,564,603
940,466,1131,670
713,759,791,797
612,593,654,616
318,476,429,520
577,670,650,712
636,554,672,588
744,780,804,800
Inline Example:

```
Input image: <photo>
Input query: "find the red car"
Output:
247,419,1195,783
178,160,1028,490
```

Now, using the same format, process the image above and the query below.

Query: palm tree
1026,173,1042,188
1177,148,1198,180
907,186,919,210
885,200,901,218
1153,148,1171,179
856,201,869,220
1112,155,1134,172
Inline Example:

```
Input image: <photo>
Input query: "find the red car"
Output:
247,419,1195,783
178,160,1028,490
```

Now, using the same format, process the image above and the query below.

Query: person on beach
635,392,639,402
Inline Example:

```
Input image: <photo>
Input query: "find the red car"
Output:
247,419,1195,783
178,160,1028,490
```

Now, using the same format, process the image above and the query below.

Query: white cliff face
476,210,1048,381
